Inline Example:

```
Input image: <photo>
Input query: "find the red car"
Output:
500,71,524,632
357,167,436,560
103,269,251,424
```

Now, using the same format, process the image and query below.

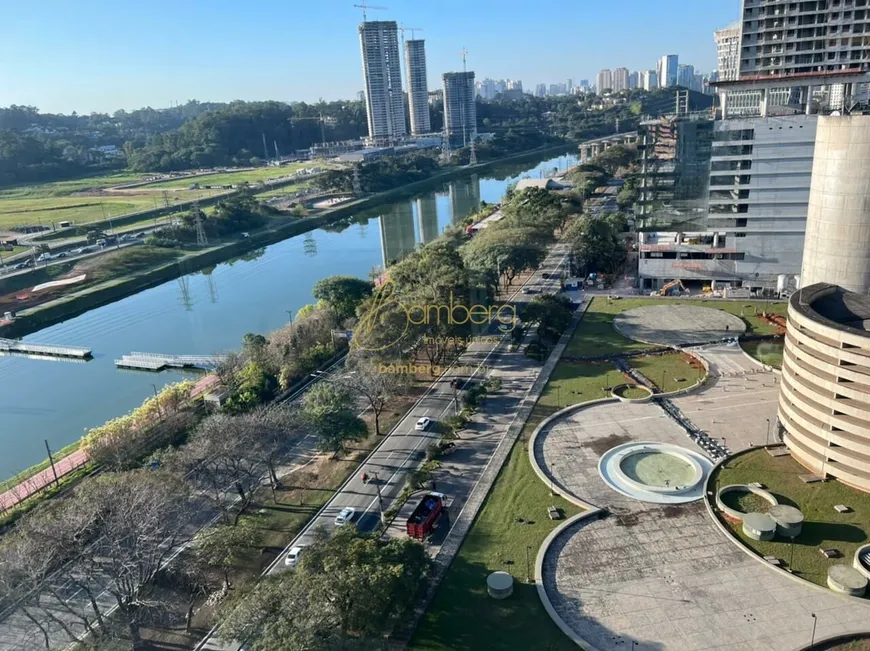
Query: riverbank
0,144,573,340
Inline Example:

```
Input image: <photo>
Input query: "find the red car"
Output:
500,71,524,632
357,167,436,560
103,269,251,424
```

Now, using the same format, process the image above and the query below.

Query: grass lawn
0,172,154,200
564,296,789,358
741,339,784,368
614,384,651,399
141,163,321,189
629,352,705,392
411,361,614,651
713,448,870,589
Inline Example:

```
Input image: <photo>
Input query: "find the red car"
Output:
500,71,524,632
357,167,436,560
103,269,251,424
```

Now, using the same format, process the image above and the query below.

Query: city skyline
0,0,735,114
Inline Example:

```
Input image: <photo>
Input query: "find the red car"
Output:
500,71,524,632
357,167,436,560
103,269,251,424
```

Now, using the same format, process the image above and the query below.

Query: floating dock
115,352,227,372
0,337,92,359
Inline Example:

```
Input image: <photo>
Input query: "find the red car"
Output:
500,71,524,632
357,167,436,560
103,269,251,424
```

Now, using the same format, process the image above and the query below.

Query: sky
0,0,740,115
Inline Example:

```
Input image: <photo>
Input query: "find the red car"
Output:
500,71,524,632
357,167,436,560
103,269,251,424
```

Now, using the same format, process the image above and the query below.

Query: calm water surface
0,154,577,477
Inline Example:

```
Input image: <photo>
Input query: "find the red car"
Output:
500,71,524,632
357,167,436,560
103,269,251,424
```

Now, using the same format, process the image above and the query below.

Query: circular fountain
599,442,713,504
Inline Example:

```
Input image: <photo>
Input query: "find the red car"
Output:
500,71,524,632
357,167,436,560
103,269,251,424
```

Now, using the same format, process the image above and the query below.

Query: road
196,194,609,649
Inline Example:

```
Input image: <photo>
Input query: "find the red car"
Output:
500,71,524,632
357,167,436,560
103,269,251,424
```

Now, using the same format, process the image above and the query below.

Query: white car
334,506,356,526
284,545,304,567
415,417,432,431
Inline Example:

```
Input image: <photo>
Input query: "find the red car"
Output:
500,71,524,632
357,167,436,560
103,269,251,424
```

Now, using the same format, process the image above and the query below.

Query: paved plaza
613,305,747,347
533,346,870,650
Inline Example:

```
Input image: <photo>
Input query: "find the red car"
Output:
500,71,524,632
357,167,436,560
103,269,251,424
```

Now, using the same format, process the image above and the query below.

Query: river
0,152,577,478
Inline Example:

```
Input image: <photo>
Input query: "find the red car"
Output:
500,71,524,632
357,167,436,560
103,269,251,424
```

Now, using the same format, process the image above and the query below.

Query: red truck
406,492,446,540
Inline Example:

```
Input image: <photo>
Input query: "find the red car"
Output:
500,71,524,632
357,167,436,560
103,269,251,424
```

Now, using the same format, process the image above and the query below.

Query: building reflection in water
379,201,417,268
448,174,481,224
415,196,439,245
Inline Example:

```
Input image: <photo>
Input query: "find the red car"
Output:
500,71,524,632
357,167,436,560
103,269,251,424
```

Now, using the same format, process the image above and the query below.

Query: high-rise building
359,21,406,141
535,83,546,97
640,70,658,91
566,78,574,92
404,39,430,136
449,176,481,223
579,79,589,90
613,67,629,92
507,79,523,92
416,196,439,245
356,90,365,102
405,38,432,136
693,72,705,93
739,1,870,78
714,22,740,82
628,71,639,90
677,64,694,89
549,84,560,96
597,69,613,93
658,54,679,87
442,71,477,147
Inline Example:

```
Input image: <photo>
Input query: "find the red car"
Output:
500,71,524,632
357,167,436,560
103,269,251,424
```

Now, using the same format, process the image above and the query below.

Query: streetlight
526,545,533,583
810,613,817,647
765,418,771,446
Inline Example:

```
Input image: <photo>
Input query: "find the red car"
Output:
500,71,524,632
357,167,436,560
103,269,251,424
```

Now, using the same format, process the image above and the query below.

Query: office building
535,83,546,97
597,69,613,93
579,79,589,90
508,79,523,92
477,78,495,100
549,84,561,96
636,113,818,292
641,70,658,91
359,21,406,141
567,78,574,92
677,64,695,88
442,71,477,147
404,39,430,136
658,54,679,88
628,71,639,90
613,67,629,92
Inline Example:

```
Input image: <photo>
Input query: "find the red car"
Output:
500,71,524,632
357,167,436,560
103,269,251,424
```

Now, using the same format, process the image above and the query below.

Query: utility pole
373,472,386,525
44,440,59,487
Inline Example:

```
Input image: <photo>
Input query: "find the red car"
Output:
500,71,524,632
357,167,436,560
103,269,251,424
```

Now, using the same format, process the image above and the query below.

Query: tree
193,522,262,589
242,404,302,491
301,383,368,457
338,358,406,436
173,413,263,524
312,275,374,321
217,529,430,651
522,294,574,344
565,213,626,275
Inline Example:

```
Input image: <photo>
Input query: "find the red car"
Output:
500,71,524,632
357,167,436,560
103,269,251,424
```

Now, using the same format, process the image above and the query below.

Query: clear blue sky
0,0,740,115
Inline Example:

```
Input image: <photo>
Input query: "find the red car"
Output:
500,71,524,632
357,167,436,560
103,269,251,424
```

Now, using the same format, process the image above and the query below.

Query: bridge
578,131,638,163
0,337,92,359
115,352,227,372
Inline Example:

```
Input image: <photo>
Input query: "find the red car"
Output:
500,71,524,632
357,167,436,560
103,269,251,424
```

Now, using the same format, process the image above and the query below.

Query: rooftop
793,283,870,335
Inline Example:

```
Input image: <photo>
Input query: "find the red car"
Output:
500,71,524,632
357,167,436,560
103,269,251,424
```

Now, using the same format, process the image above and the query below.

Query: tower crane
353,2,387,21
459,47,468,72
398,25,423,40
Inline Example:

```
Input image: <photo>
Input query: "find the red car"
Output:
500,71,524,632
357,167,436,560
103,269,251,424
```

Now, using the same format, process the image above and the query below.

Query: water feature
620,450,696,488
0,153,577,477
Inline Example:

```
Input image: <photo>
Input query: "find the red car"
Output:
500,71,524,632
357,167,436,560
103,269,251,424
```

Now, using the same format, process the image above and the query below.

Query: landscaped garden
712,447,870,589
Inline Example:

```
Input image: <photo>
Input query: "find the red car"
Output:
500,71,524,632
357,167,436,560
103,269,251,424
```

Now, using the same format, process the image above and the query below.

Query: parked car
54,251,68,258
334,506,356,526
415,417,432,431
36,253,52,262
284,545,305,567
133,231,146,239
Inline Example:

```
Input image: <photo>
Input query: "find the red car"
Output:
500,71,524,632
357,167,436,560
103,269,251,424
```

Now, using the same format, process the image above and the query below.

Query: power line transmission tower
352,164,363,196
193,200,208,247
177,277,193,311
469,139,477,165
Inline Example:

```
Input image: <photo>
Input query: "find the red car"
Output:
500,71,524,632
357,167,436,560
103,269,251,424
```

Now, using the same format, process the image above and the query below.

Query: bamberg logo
352,279,516,353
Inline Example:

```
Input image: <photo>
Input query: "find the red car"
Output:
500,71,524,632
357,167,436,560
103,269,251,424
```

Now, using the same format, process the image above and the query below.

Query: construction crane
353,2,387,21
459,47,468,73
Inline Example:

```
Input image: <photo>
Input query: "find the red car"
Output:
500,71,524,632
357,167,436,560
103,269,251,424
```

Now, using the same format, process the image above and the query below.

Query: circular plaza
613,304,746,347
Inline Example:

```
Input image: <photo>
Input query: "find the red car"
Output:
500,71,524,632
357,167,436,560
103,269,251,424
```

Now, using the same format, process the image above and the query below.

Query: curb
534,510,604,651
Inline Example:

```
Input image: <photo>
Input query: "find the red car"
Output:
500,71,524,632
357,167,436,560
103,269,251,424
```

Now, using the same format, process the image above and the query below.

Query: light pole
526,545,532,583
373,471,386,525
151,383,163,418
765,418,771,446
810,613,817,647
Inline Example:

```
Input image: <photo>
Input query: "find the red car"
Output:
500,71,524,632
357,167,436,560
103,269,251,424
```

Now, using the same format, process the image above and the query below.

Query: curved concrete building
801,115,870,294
779,283,870,492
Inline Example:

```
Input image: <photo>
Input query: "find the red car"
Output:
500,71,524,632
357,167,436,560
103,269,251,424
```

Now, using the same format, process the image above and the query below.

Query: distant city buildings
640,70,658,91
613,67,629,92
442,71,477,147
358,20,406,141
628,71,639,90
658,54,679,88
597,69,613,93
404,39,431,136
535,83,546,97
677,64,695,89
714,23,740,83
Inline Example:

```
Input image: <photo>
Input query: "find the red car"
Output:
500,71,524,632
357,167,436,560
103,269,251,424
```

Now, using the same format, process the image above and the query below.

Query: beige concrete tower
801,115,870,295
